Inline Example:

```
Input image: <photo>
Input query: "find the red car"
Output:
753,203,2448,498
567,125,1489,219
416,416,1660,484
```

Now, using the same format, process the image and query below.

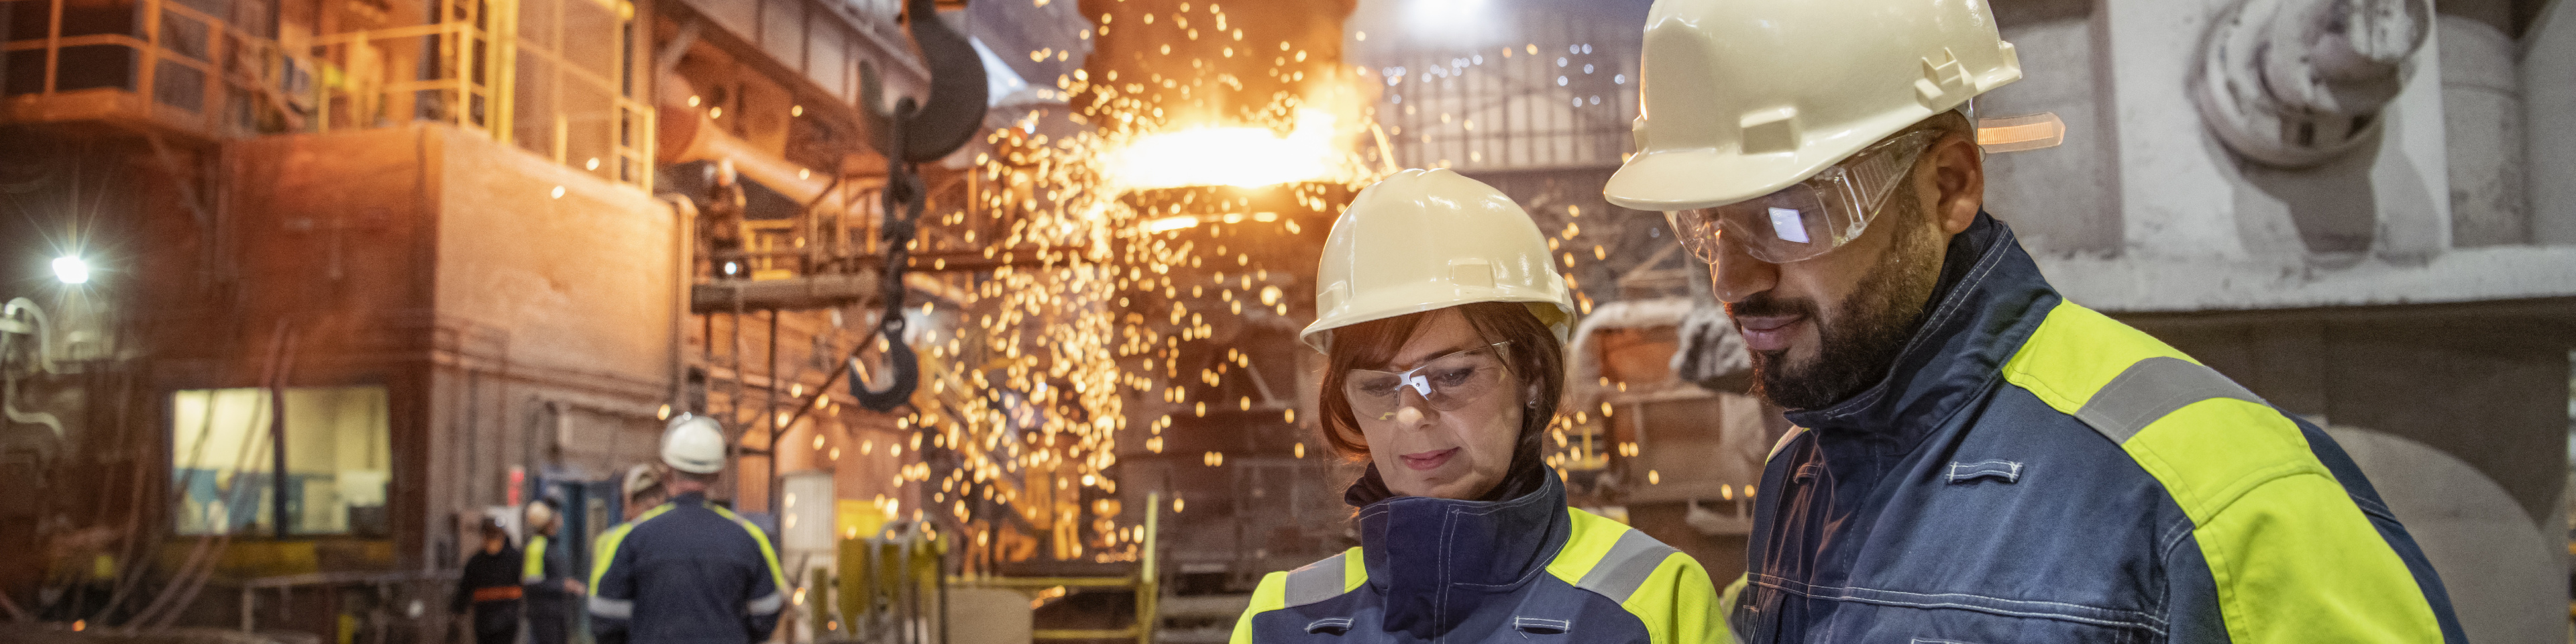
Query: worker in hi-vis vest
521,498,579,644
587,414,789,644
1230,169,1723,643
1601,0,2467,641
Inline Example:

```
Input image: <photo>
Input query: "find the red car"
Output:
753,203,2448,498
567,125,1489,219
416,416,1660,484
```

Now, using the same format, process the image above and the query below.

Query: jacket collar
1344,463,1571,637
1781,213,2059,457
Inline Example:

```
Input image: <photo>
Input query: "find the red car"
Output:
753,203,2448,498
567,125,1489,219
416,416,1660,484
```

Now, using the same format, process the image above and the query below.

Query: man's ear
1927,130,1984,234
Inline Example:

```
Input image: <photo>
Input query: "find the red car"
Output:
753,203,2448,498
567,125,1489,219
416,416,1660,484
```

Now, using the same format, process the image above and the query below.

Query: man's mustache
1725,292,1818,322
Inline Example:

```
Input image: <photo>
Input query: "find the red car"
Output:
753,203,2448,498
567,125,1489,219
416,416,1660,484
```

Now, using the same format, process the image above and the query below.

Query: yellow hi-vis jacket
1730,213,2465,643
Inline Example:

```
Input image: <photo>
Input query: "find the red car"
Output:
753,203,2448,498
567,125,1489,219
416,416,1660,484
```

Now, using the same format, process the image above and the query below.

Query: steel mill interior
0,0,2571,641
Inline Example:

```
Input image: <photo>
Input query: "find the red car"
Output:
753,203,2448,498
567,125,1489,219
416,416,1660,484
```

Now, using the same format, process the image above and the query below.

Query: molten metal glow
1108,108,1357,190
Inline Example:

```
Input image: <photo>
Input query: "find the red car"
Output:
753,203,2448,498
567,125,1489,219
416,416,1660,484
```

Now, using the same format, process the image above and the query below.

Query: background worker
449,514,521,644
520,500,582,644
588,415,790,644
587,463,667,617
1605,0,2466,641
621,464,665,521
1230,169,1721,643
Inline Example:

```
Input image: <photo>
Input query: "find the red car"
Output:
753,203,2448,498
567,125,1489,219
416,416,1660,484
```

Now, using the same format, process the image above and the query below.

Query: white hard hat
524,498,557,529
1605,0,2021,212
1301,169,1573,354
661,413,727,474
623,463,661,497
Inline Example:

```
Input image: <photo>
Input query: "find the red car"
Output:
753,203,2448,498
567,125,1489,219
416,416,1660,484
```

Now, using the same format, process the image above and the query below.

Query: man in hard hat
521,499,581,644
449,513,522,644
586,462,666,624
1607,0,2465,641
620,464,665,522
588,415,790,644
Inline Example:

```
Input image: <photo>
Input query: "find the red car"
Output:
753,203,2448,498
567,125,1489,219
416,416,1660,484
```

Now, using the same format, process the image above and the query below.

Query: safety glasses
1664,129,1940,264
1342,342,1513,421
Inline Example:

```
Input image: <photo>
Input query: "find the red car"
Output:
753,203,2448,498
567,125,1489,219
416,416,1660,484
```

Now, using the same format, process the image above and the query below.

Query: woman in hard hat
1229,169,1723,643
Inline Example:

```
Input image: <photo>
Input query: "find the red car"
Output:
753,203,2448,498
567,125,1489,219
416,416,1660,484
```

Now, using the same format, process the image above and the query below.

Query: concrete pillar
1978,0,2121,256
2102,0,2255,260
2439,3,2530,246
2526,0,2576,244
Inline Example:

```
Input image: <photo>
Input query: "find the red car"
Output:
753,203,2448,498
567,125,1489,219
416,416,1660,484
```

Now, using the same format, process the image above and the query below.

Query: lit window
172,386,392,537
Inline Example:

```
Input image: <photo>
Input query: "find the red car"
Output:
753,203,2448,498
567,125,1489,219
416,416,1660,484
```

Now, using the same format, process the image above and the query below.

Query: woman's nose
1393,388,1434,426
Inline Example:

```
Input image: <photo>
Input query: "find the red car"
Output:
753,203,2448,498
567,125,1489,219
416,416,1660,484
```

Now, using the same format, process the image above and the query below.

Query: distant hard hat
661,413,728,474
1301,169,1572,354
1605,0,2021,212
623,463,661,498
524,499,556,529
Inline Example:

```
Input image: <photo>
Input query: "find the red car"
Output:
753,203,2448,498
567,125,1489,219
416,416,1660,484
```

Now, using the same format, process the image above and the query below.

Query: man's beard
1728,197,1946,411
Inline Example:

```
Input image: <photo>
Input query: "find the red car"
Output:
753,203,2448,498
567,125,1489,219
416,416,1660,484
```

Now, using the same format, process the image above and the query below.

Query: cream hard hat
1605,0,2021,212
1301,169,1573,354
623,463,661,497
661,413,727,474
524,498,557,529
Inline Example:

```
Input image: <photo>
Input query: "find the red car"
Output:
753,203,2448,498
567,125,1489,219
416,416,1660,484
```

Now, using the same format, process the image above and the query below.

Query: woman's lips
1735,315,1804,352
1401,447,1458,471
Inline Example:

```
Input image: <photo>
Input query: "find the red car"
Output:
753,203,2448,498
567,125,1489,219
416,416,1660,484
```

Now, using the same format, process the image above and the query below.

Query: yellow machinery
826,492,1160,644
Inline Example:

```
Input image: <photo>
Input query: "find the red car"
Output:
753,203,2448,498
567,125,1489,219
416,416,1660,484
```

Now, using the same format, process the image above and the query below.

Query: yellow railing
305,0,652,189
307,21,504,138
0,0,286,138
1,0,651,190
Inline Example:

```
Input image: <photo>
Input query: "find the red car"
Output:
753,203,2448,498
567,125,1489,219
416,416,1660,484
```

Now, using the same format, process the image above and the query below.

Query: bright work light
52,256,88,284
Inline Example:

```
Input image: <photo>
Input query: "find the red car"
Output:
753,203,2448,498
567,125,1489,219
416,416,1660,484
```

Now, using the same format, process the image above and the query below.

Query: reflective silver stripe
747,589,786,615
1282,552,1348,608
587,596,634,619
1574,529,1679,604
2073,357,2267,444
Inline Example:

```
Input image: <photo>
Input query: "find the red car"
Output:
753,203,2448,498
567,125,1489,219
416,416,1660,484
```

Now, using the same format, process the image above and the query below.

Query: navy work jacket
586,492,789,644
1735,213,2466,643
1234,466,1723,643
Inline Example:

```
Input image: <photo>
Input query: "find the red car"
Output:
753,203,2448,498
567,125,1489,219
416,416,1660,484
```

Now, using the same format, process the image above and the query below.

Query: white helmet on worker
661,413,727,474
525,498,557,530
1301,169,1572,354
623,463,662,497
1606,0,2020,215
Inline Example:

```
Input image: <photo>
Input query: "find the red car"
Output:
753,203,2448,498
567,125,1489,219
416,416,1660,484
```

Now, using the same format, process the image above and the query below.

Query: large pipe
655,81,879,205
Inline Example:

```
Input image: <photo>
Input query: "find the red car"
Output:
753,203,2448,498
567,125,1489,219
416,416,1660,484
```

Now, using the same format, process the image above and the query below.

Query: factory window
170,386,392,537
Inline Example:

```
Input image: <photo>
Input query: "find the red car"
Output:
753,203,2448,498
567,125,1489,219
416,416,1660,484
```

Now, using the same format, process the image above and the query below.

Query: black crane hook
850,0,987,413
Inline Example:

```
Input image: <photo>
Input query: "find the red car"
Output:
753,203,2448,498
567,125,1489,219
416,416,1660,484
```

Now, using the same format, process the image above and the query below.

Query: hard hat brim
1300,282,1572,354
1605,131,1884,213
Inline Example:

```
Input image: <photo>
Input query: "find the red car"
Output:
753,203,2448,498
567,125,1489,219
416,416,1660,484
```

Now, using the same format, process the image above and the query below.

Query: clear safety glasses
1342,342,1513,421
1664,129,1940,264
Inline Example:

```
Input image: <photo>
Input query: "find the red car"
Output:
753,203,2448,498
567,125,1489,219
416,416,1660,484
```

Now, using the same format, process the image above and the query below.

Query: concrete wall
210,126,450,571
211,125,689,570
1974,0,2576,311
1979,0,2121,255
2528,0,2576,244
415,125,684,570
